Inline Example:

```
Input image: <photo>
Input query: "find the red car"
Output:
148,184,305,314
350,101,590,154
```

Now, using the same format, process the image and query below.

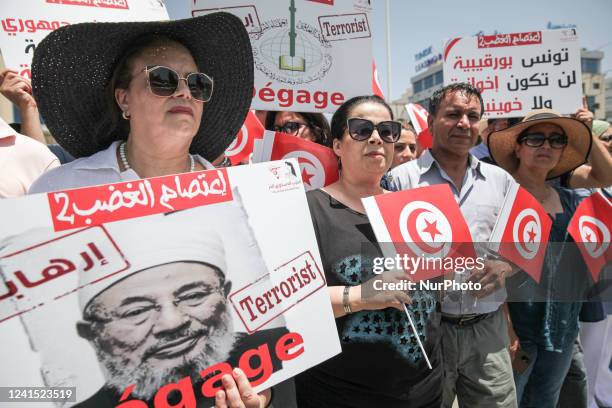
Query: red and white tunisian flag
372,60,385,99
405,103,433,149
225,110,264,165
567,191,612,282
489,184,552,283
255,131,339,191
363,184,476,281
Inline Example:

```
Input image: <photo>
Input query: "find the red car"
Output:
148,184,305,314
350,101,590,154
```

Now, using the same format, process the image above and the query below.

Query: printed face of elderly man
76,261,235,399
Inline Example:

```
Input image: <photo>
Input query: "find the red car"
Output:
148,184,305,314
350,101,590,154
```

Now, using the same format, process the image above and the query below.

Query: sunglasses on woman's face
273,121,308,135
518,132,568,149
347,118,401,143
143,65,213,102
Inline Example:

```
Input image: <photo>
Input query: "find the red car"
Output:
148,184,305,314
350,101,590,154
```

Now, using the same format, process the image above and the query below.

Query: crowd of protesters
0,11,611,408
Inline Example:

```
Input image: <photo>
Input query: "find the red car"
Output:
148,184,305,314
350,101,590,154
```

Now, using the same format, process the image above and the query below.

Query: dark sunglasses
347,118,401,143
273,121,308,135
143,65,213,102
518,132,568,149
600,135,612,143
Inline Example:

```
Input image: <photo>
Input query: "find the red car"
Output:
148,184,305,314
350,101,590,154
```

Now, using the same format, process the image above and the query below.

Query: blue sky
166,0,612,101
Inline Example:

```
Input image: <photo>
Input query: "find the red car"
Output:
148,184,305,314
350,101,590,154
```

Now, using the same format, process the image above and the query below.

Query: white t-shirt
0,119,59,198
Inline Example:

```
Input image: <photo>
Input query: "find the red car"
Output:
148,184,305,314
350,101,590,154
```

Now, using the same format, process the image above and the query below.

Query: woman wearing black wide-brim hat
29,13,253,194
25,13,270,408
488,109,595,407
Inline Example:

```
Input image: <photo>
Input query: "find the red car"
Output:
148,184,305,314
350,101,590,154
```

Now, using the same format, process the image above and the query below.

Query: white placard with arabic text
0,0,168,78
0,160,339,407
193,0,373,112
443,29,582,117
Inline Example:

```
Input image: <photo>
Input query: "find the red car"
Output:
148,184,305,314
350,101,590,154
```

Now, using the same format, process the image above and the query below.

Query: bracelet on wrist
342,285,352,314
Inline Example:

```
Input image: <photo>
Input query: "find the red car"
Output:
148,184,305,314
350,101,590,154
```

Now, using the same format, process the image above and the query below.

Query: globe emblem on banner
252,1,331,84
512,208,542,260
225,124,248,157
578,215,610,258
399,201,453,258
282,150,325,188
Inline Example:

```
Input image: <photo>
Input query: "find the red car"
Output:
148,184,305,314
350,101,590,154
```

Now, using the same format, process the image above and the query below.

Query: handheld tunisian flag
225,110,264,165
567,191,612,282
255,131,339,191
405,103,433,149
489,184,552,283
372,60,385,99
362,184,476,281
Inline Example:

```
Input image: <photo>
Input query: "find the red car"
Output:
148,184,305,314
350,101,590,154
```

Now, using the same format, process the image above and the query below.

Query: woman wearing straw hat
29,13,252,193
25,13,271,408
488,109,594,408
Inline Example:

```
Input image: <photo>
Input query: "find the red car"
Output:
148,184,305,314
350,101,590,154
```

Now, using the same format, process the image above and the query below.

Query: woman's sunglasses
143,65,213,102
518,132,568,149
347,118,401,143
273,121,308,135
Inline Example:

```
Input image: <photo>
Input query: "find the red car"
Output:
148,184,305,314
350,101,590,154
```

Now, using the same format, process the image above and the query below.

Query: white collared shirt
29,140,214,194
388,150,518,315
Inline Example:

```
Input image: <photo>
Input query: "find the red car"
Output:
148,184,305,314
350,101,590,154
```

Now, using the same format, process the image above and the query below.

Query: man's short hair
428,83,485,118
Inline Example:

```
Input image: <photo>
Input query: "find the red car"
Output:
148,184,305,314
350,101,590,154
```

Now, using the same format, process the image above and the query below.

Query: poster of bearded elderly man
0,171,338,407
72,214,288,407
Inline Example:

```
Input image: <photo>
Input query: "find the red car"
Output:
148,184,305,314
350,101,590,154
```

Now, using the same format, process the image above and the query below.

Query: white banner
443,29,582,118
0,0,168,78
0,161,339,407
193,0,373,112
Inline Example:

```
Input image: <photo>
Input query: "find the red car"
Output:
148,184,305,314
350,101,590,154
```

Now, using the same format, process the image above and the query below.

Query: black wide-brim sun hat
31,13,253,161
488,109,592,179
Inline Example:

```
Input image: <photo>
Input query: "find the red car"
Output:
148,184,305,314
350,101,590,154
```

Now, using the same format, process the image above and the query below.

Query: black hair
265,111,332,146
330,95,394,143
428,83,484,118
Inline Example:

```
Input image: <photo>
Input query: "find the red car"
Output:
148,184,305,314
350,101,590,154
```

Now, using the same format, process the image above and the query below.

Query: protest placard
192,0,373,112
255,130,339,191
0,160,339,407
443,29,582,117
0,0,168,78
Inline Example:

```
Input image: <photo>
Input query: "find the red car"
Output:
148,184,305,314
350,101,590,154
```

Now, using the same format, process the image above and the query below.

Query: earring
122,111,130,120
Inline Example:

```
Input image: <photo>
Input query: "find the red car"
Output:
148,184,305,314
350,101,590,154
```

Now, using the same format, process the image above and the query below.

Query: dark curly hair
265,111,331,146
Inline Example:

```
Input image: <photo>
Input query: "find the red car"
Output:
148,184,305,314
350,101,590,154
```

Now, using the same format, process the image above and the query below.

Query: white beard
95,313,236,400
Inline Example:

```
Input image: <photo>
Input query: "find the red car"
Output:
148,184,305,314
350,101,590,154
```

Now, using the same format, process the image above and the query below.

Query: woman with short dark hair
296,95,443,408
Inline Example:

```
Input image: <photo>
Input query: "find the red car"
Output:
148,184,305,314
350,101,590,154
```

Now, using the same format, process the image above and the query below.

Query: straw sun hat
488,109,592,179
31,13,253,161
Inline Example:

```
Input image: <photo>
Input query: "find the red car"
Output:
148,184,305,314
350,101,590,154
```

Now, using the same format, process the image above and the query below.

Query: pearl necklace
119,142,195,173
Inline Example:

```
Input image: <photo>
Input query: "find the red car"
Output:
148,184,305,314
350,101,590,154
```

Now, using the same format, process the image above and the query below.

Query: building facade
604,76,612,122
